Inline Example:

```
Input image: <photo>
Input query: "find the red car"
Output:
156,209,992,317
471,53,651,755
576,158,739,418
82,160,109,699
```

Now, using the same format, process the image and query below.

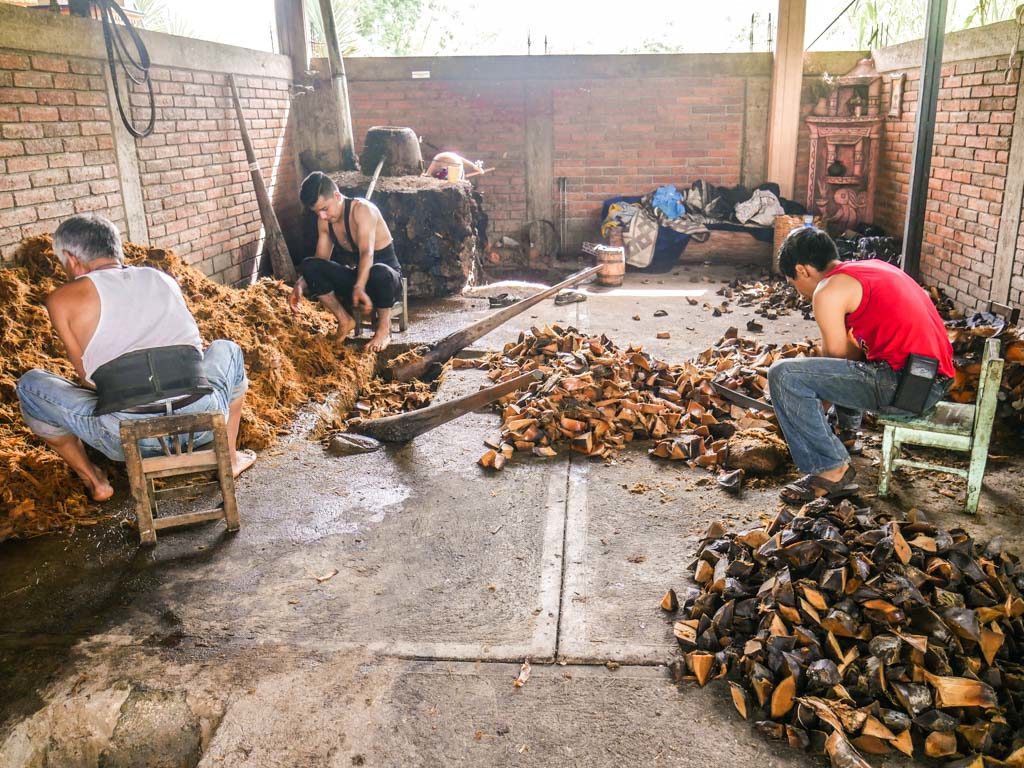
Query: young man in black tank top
290,172,403,353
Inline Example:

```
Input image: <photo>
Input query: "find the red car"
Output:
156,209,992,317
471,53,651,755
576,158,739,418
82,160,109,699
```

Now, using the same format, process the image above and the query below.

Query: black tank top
328,198,401,271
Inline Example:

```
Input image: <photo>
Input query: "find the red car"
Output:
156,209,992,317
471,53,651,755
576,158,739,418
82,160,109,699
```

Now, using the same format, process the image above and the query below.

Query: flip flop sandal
780,465,859,506
488,293,519,308
554,290,587,306
838,428,864,456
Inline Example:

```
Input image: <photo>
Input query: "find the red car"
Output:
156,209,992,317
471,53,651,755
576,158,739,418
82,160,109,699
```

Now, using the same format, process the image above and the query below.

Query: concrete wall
346,52,861,257
0,4,301,285
873,21,1024,310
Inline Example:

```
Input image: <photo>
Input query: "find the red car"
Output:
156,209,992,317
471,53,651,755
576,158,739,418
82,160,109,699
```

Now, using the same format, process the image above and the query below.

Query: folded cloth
625,210,660,268
735,189,785,226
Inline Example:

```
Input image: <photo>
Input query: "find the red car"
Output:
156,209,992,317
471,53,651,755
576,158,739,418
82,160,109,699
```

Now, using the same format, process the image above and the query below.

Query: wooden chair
120,411,240,545
354,276,409,335
877,338,1004,514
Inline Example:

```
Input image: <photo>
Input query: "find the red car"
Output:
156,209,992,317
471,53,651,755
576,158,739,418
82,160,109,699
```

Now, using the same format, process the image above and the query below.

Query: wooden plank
389,264,602,382
766,0,807,200
354,371,542,442
119,412,215,440
153,509,226,530
210,412,241,533
120,421,156,545
141,452,219,475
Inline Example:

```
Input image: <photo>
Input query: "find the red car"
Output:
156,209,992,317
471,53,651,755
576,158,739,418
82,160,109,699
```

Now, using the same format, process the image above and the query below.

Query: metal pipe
901,0,948,280
558,176,567,256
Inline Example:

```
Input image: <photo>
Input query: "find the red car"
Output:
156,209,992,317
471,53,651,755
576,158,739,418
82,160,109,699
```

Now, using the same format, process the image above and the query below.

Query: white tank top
80,266,203,382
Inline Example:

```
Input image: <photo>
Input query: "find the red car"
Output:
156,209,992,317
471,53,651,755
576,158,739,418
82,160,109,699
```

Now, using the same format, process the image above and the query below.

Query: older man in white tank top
15,214,255,502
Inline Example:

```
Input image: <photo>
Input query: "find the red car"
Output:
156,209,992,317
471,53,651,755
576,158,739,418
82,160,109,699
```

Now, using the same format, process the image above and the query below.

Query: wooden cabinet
805,59,884,234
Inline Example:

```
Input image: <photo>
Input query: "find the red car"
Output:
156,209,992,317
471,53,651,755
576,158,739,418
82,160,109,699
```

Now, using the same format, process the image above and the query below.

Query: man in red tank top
768,227,953,504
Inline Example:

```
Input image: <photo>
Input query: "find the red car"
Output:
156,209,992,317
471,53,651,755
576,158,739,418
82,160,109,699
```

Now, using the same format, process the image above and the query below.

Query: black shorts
299,258,402,311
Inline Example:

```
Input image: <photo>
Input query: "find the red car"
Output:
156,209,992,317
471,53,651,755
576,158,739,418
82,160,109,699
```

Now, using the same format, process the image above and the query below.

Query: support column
992,55,1024,304
525,81,555,255
104,66,149,244
901,0,947,280
766,0,807,200
274,0,308,78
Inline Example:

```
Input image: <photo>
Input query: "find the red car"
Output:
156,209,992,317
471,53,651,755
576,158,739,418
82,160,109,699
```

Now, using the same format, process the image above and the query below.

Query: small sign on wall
889,73,906,118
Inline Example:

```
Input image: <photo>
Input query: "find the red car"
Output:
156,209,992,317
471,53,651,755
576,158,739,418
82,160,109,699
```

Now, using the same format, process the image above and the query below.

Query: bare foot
80,463,114,502
334,317,356,343
367,329,391,353
232,448,257,478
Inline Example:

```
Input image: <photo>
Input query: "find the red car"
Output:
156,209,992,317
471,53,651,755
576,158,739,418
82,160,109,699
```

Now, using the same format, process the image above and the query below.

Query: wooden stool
354,276,409,336
120,411,240,545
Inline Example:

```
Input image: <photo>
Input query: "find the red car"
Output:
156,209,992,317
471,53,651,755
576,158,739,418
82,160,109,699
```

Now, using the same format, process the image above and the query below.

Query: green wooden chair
877,337,1004,515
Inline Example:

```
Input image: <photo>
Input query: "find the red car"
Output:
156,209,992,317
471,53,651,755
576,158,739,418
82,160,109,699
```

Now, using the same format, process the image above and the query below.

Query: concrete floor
2,264,1022,767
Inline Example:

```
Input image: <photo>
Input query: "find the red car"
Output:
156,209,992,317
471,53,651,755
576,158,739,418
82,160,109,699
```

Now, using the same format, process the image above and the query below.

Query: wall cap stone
0,3,291,80
873,19,1021,72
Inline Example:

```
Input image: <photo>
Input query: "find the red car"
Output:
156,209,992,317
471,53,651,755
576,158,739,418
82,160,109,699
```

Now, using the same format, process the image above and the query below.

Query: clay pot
359,126,423,177
827,160,847,177
812,97,830,116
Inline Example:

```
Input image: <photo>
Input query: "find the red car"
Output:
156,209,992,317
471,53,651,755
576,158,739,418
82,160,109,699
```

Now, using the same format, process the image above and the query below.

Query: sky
146,0,1015,56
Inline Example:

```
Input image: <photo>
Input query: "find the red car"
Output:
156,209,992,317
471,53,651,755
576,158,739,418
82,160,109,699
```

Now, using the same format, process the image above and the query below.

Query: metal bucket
594,245,625,287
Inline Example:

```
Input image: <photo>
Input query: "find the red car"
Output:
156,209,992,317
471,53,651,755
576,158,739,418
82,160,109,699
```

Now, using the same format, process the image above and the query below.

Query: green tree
134,0,196,37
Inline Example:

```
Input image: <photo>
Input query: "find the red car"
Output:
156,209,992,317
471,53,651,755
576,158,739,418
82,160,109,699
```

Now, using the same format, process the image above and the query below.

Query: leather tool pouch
92,345,212,415
892,354,939,414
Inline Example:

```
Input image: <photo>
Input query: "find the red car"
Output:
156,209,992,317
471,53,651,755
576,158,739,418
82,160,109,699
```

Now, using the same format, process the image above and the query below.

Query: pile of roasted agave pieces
663,498,1024,767
475,324,810,471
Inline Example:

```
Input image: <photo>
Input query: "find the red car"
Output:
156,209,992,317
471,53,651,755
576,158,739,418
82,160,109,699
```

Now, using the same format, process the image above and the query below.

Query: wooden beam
991,50,1024,304
766,0,807,200
274,0,308,79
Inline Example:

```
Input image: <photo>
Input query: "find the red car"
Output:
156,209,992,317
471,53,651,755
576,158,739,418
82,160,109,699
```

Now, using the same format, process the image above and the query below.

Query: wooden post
766,0,807,200
317,0,359,171
228,74,297,283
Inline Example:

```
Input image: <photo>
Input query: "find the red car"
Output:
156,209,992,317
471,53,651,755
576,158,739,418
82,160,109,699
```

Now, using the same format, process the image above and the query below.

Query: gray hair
52,214,124,268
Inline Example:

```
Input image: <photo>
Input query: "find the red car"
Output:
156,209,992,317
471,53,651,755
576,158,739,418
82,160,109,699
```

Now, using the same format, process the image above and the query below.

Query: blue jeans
768,357,950,475
17,340,248,462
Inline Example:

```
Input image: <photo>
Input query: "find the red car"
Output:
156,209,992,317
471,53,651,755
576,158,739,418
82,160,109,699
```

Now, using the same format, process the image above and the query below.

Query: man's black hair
777,226,839,278
299,171,339,209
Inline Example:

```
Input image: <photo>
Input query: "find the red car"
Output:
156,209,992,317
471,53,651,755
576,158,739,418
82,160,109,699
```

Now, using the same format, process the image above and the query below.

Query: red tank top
826,260,955,378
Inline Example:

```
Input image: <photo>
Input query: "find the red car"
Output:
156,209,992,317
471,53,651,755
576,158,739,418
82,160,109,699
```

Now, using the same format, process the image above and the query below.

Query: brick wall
0,6,299,286
348,78,528,242
135,69,299,284
551,77,745,244
875,49,1018,311
0,51,125,257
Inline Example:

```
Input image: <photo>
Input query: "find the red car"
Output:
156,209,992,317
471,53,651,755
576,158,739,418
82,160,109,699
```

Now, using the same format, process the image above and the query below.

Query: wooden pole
352,371,542,442
388,264,603,382
317,0,359,171
228,74,297,283
365,158,385,201
766,0,807,200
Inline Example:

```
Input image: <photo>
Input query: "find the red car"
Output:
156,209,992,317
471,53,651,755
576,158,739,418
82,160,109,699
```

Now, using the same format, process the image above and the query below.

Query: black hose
94,0,155,138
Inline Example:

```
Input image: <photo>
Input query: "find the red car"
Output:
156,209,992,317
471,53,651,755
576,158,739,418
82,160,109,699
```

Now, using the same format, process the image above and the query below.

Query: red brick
20,106,60,122
15,187,56,206
38,90,77,106
0,54,30,70
7,155,47,173
69,59,103,76
13,71,54,89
